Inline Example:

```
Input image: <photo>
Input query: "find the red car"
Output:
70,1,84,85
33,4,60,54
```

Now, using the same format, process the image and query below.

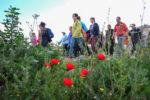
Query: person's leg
62,44,65,55
74,43,78,57
120,36,124,55
118,35,124,56
77,38,85,53
69,38,75,58
87,45,92,56
142,38,146,48
132,40,136,54
110,41,114,55
91,37,98,54
105,42,108,55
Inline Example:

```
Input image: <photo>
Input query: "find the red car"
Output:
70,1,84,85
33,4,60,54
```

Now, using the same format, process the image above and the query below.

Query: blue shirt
60,35,69,45
68,32,72,44
81,21,88,32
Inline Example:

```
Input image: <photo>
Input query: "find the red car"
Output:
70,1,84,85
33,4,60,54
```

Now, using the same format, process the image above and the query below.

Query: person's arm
124,23,129,32
138,28,142,39
128,31,132,36
59,38,63,43
123,23,129,37
112,25,117,39
63,38,68,42
94,23,100,36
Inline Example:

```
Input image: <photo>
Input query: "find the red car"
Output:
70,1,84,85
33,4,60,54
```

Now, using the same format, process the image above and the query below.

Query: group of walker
30,13,150,60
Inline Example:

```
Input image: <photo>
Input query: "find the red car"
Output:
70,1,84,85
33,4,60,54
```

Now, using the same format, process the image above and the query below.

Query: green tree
1,6,24,65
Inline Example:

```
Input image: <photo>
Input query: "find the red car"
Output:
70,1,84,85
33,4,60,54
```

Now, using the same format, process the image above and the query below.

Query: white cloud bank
1,0,150,43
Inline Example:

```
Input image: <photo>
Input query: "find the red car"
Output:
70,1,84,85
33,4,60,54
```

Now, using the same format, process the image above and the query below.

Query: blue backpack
42,28,54,42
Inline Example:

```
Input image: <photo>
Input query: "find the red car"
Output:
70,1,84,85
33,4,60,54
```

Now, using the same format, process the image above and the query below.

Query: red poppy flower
63,78,73,86
45,62,51,68
97,54,106,60
50,59,59,65
80,69,88,77
66,63,75,70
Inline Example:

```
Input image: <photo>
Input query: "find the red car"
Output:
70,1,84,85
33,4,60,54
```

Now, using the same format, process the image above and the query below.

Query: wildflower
80,69,88,77
45,62,51,68
50,59,59,65
16,94,20,97
64,78,73,86
66,63,75,70
100,88,104,91
93,57,96,60
97,54,106,60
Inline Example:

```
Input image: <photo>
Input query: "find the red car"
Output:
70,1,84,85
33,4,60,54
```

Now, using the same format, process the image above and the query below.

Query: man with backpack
39,22,54,47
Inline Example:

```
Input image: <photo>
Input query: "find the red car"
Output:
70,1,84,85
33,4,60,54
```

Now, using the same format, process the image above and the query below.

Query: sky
0,0,150,42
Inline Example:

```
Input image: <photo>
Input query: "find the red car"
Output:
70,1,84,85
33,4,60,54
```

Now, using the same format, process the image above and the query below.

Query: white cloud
1,0,150,43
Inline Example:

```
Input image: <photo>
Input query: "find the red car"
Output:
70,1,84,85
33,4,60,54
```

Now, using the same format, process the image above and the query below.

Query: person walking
112,17,129,56
39,22,54,47
59,32,69,55
78,16,92,58
105,24,115,55
87,17,100,54
31,33,37,46
66,13,84,60
129,24,141,54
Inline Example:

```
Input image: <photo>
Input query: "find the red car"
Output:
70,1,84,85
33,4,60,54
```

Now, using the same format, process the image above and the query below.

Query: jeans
106,41,115,55
132,39,138,54
63,44,69,55
117,35,124,56
90,36,98,54
142,38,146,48
69,37,84,57
42,39,48,47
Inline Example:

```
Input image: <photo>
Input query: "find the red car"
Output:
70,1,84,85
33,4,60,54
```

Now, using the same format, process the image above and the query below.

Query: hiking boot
65,57,72,60
88,55,91,59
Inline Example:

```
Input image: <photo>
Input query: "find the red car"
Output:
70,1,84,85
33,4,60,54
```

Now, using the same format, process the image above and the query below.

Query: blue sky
0,0,68,21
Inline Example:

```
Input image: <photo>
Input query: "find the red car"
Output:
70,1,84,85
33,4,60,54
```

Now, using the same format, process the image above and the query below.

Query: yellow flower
93,58,96,60
71,85,74,87
16,94,20,97
139,53,144,57
100,88,104,91
8,13,11,16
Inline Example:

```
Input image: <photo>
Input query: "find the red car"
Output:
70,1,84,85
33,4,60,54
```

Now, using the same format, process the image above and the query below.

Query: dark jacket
106,29,114,44
129,28,141,43
87,23,100,37
41,28,54,47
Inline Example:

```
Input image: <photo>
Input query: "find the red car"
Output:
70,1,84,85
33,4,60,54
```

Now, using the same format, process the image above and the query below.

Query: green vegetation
0,6,150,100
